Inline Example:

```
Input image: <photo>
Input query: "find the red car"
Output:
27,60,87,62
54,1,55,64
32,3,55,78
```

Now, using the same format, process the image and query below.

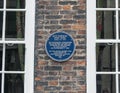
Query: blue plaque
45,32,75,62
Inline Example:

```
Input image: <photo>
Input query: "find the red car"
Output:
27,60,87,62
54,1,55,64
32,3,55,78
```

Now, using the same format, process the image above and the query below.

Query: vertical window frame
0,0,35,93
87,0,97,93
87,0,120,93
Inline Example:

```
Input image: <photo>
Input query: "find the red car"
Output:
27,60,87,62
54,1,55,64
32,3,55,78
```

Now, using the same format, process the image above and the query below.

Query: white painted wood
0,0,35,93
87,0,119,93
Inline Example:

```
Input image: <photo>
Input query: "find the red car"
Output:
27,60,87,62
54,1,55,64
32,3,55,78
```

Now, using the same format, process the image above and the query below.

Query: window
87,0,120,93
0,0,35,93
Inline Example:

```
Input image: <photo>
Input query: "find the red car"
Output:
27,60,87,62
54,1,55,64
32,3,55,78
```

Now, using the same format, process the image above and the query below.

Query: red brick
48,80,58,86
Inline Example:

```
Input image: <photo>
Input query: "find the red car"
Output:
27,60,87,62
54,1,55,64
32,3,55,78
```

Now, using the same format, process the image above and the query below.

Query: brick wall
34,0,86,93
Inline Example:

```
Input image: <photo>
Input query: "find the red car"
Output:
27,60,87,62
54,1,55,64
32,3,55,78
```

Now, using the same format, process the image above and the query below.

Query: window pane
6,0,25,9
0,0,3,8
118,44,120,71
96,74,116,93
96,11,116,39
119,0,120,8
96,0,115,8
119,12,120,39
5,44,25,71
5,12,25,40
96,43,115,71
0,44,3,71
0,74,1,93
119,75,120,92
0,12,3,39
4,74,24,93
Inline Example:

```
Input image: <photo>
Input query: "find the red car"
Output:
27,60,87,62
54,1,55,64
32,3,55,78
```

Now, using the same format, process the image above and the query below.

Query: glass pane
119,12,120,39
4,74,24,93
119,0,120,8
5,12,25,40
0,44,3,71
119,75,120,92
6,0,25,9
5,44,25,71
0,12,3,39
96,43,115,71
0,0,3,8
118,44,120,71
96,11,116,39
96,0,115,8
96,74,116,93
0,74,1,93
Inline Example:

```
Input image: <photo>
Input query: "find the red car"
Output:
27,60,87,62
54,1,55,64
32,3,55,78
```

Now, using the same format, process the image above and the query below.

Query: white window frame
87,0,120,93
25,0,35,93
0,0,35,93
87,0,96,92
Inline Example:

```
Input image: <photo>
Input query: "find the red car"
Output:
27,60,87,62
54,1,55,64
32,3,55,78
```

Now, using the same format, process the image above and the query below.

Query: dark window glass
5,44,25,71
96,11,116,39
0,0,3,8
119,75,120,92
96,43,115,71
118,44,120,71
0,12,3,39
118,12,120,39
4,74,24,93
0,74,1,93
6,0,25,9
96,0,115,8
0,44,3,71
5,12,25,40
96,74,116,93
119,0,120,8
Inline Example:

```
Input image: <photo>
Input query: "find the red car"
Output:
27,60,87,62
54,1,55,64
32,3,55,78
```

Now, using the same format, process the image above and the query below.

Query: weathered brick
63,86,72,90
72,25,86,30
76,61,86,66
60,81,75,85
77,81,86,85
50,20,58,24
46,15,62,19
36,86,44,91
36,81,48,86
39,10,50,14
35,77,41,81
60,20,76,24
46,6,61,10
62,5,71,10
45,76,60,80
38,60,48,65
73,56,85,60
48,80,58,86
73,66,86,70
60,10,76,14
44,66,62,71
45,25,62,29
49,71,58,75
44,86,62,91
39,1,49,5
80,85,86,90
61,71,77,76
59,1,77,5
78,30,86,34
73,15,85,19
63,66,72,70
49,1,58,5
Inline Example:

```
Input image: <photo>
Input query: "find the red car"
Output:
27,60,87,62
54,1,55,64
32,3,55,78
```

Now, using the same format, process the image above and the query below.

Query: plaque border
45,31,76,62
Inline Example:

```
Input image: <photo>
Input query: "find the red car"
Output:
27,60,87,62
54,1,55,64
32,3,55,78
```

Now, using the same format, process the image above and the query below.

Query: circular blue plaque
45,32,75,62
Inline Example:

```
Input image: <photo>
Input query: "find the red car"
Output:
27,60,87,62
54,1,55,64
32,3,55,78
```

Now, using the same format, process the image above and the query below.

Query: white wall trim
87,0,96,93
25,0,35,93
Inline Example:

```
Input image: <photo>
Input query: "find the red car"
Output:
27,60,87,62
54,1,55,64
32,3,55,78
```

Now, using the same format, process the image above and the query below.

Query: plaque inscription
45,32,75,62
